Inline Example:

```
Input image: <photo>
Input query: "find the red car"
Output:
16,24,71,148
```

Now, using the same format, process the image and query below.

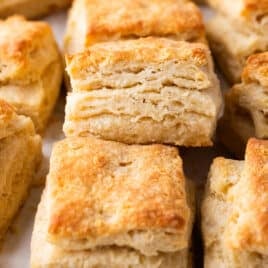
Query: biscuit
64,37,222,146
202,138,268,267
64,0,205,54
31,136,194,267
0,16,63,132
0,99,41,240
207,0,268,83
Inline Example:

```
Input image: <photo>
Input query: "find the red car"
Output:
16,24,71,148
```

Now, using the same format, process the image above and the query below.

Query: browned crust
47,136,190,240
66,37,210,84
0,15,58,84
243,0,268,15
66,0,205,48
242,52,268,87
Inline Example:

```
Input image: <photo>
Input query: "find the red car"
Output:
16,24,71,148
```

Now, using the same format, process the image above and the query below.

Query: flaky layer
66,38,211,85
46,136,192,255
64,87,218,146
64,0,205,53
64,38,222,146
31,191,190,268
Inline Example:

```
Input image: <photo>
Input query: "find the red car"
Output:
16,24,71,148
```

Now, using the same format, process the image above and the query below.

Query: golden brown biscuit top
242,52,268,87
66,37,210,89
228,139,268,254
0,16,59,85
47,136,190,241
74,0,204,45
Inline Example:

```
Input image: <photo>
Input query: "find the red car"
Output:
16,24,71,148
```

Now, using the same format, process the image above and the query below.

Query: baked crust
0,16,58,84
64,0,205,53
0,16,63,132
0,0,72,19
218,52,268,156
46,136,192,256
202,138,268,267
0,99,41,239
242,52,268,87
64,37,222,146
66,38,209,84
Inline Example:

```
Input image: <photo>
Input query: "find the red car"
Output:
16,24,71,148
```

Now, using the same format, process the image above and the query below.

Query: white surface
0,7,230,268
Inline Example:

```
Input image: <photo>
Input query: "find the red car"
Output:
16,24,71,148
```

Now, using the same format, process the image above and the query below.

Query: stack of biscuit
0,14,63,241
63,38,222,147
0,0,267,267
62,0,222,147
30,0,223,267
205,0,268,157
203,1,268,266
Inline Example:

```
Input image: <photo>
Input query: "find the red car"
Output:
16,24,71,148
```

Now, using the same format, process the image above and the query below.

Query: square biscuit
207,0,268,83
31,136,194,267
202,138,268,267
0,16,63,132
0,99,41,240
46,136,193,255
64,0,205,54
0,0,72,19
64,37,222,147
218,52,268,157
